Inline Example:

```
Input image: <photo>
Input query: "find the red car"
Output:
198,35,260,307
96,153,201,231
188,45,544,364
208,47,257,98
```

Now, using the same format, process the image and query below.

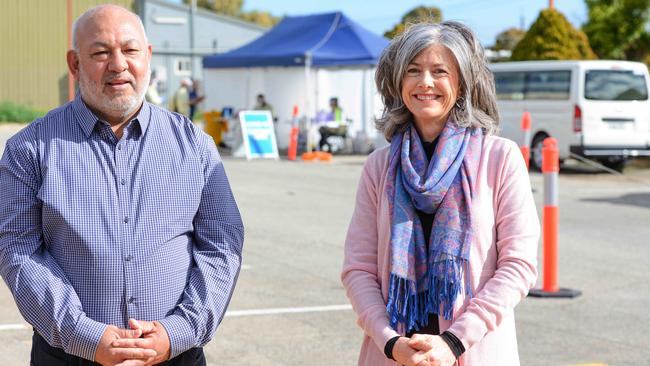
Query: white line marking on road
0,305,354,331
225,304,352,317
0,323,29,331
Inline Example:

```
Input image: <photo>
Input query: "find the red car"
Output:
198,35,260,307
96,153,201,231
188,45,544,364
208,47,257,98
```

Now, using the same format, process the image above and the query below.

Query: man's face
68,7,152,122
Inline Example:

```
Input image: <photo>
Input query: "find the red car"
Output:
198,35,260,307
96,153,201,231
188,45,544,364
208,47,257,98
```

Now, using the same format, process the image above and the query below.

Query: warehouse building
1,0,266,111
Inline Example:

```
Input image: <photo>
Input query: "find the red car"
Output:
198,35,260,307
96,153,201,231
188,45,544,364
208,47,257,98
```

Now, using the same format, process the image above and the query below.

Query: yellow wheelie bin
203,110,229,147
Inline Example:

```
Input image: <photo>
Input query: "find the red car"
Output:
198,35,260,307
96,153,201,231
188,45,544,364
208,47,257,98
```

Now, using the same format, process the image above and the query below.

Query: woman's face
401,44,460,140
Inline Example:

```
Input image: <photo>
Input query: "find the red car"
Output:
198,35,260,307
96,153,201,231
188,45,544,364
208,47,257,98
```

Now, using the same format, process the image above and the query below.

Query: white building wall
142,0,266,105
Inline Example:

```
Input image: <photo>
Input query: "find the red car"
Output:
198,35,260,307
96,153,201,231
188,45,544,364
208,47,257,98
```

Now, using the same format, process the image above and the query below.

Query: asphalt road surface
0,146,648,365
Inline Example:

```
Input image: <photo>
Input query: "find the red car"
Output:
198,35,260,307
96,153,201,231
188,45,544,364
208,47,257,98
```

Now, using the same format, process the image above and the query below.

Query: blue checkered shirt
0,96,244,360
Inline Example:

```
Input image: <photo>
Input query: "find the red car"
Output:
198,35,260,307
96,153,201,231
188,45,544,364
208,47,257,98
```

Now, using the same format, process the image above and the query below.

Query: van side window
524,71,571,100
494,72,525,100
585,70,649,101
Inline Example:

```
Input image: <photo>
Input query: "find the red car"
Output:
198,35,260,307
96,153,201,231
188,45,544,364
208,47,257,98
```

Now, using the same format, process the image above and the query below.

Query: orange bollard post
520,112,532,170
529,137,580,298
542,137,559,292
288,105,299,161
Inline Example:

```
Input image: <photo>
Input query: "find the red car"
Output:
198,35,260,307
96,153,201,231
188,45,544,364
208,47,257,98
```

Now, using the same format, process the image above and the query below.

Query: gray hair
72,4,148,52
375,21,499,141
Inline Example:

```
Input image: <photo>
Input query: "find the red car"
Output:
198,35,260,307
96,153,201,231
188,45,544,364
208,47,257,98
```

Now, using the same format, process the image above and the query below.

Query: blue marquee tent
203,12,389,68
202,13,388,151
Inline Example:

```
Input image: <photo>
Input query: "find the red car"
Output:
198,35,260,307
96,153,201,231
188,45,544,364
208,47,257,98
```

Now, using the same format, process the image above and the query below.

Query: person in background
189,78,205,120
254,93,276,121
169,77,192,118
254,93,273,112
318,97,346,151
341,21,539,366
145,70,163,107
0,4,244,365
327,97,342,121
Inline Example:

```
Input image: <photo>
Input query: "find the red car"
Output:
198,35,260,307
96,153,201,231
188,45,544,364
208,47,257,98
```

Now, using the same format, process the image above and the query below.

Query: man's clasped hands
95,319,171,366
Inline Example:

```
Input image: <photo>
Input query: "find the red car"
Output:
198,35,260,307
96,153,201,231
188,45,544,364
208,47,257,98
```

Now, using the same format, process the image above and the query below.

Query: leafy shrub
512,9,597,61
0,101,45,123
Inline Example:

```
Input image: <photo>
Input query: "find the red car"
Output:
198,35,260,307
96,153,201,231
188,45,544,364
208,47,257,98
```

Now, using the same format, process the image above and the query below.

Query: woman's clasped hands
392,334,456,366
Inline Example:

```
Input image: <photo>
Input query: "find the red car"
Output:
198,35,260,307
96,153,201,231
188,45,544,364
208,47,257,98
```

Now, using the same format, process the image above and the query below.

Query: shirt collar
72,94,151,138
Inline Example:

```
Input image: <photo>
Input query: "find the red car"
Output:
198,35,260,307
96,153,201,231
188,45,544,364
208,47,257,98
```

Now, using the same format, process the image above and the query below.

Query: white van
490,60,650,171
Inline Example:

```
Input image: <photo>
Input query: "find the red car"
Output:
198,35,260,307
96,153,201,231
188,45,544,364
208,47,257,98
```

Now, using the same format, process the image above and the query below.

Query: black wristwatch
384,335,401,360
440,331,465,358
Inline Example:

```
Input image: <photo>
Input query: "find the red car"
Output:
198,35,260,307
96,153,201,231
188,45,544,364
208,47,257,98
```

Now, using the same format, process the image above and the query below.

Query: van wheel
530,133,548,172
601,159,626,173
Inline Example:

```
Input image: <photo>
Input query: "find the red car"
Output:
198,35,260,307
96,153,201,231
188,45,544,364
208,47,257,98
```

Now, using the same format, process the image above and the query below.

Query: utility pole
189,0,196,77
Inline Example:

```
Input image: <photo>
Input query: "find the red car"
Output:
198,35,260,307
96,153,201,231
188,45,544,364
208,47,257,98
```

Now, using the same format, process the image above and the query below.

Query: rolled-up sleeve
0,131,107,361
159,132,244,358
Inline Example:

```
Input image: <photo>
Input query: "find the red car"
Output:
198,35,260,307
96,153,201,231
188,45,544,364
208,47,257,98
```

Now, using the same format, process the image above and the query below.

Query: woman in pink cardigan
341,21,539,366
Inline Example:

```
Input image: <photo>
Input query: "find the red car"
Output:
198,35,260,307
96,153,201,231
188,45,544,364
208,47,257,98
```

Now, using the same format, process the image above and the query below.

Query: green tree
212,0,244,17
493,27,526,51
190,0,216,10
511,9,597,61
582,0,650,59
626,31,650,62
384,6,442,39
186,0,243,16
240,11,281,28
185,0,280,27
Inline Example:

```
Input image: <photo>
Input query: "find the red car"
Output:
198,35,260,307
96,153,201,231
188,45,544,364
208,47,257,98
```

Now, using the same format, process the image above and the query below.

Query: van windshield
585,70,648,101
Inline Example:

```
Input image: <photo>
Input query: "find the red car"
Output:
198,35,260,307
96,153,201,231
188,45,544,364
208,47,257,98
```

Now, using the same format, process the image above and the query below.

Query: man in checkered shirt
0,4,244,366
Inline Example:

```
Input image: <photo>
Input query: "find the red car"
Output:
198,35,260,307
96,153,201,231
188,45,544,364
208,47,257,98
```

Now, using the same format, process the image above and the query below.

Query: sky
239,0,588,46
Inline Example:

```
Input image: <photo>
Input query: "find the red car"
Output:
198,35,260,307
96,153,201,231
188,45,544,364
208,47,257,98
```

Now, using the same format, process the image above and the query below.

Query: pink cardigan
341,136,539,366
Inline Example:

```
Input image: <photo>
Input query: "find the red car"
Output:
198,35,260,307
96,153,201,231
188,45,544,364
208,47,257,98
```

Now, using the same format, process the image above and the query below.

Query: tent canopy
203,12,389,68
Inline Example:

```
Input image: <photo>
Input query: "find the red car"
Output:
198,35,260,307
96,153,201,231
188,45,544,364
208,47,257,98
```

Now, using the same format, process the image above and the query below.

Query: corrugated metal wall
0,0,135,112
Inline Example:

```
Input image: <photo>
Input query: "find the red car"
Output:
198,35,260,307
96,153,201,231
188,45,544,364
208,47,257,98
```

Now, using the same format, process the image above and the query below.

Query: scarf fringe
387,255,472,333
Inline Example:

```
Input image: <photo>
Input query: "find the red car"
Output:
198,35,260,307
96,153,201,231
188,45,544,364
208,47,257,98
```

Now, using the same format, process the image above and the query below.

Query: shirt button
128,297,136,304
121,179,126,185
123,216,129,223
125,255,133,262
118,144,122,150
